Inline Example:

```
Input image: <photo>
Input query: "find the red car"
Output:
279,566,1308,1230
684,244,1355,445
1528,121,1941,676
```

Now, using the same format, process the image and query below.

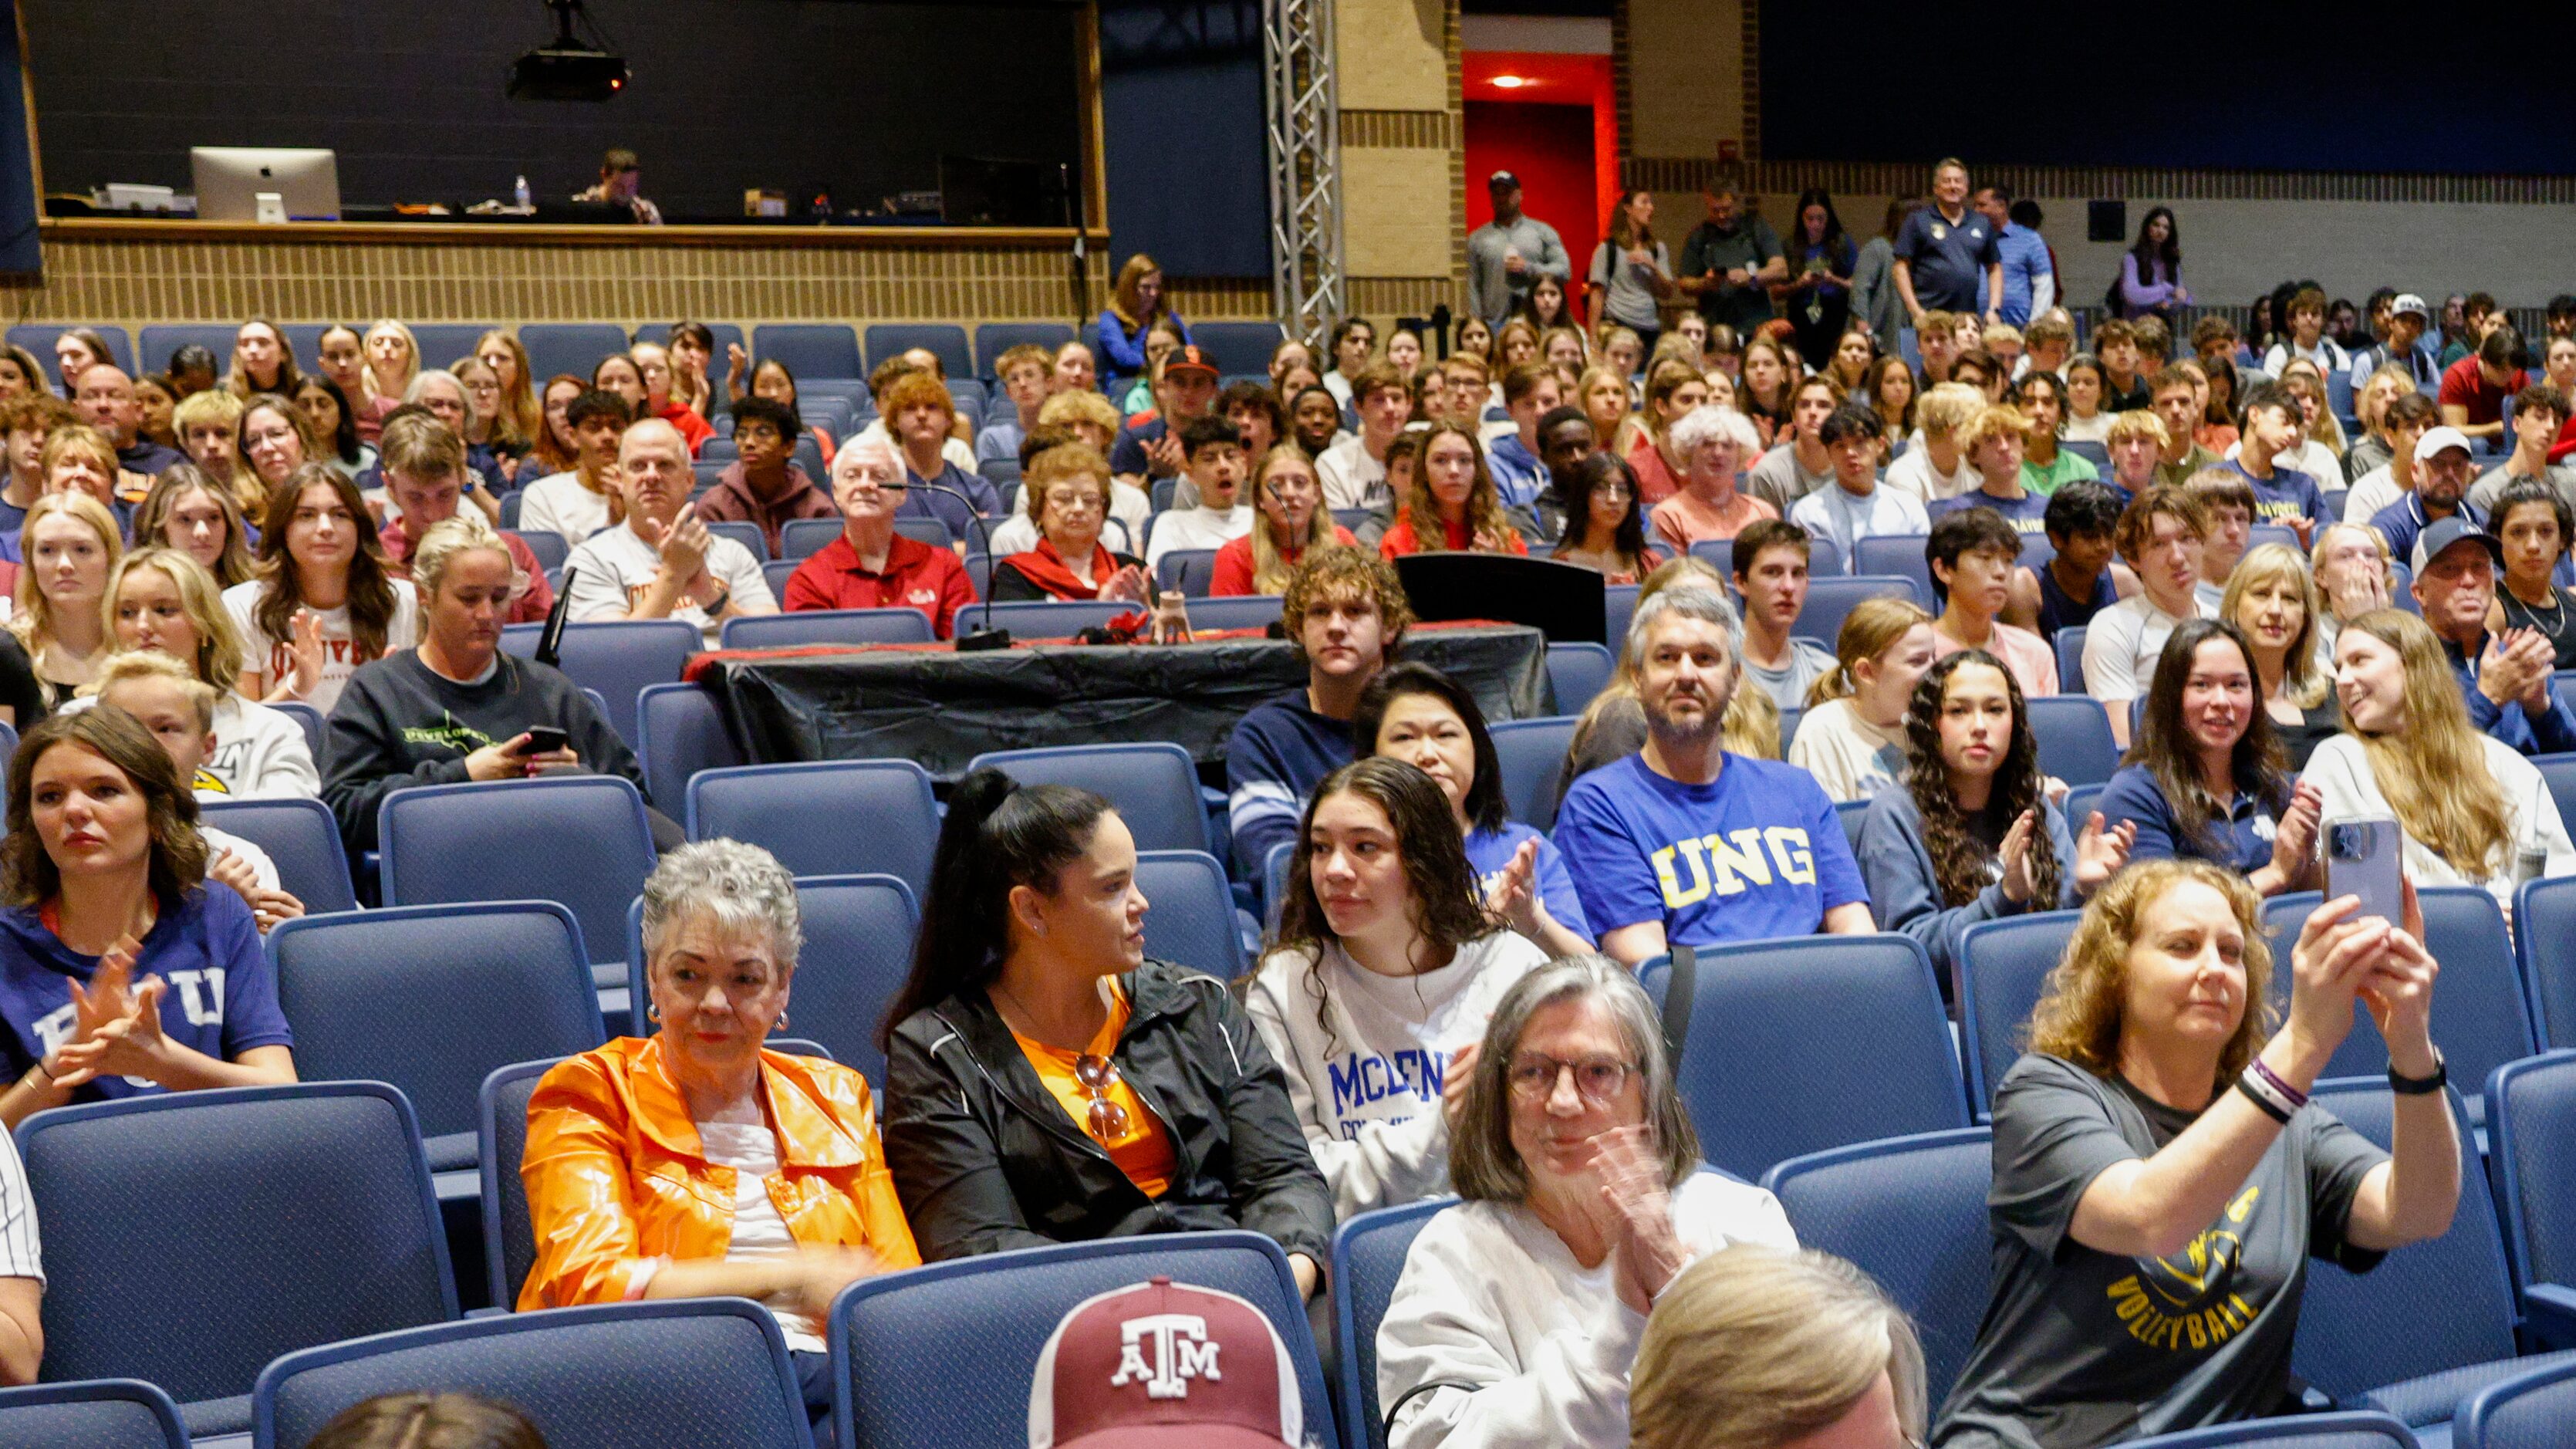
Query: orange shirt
1008,977,1177,1198
518,1036,920,1312
1377,514,1530,559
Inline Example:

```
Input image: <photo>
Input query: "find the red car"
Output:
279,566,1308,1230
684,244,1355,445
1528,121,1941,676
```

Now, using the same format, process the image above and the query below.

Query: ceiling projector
508,1,629,101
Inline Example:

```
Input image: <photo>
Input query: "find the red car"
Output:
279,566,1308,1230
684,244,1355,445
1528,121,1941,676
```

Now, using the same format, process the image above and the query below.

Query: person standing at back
1679,178,1786,340
1893,159,2003,332
1466,172,1570,330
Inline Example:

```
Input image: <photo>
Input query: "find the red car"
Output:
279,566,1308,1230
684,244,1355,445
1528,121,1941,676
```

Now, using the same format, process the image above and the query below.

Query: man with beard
1555,585,1872,965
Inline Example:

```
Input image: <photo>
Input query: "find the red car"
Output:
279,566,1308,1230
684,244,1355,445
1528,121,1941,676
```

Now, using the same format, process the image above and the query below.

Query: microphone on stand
903,478,1012,651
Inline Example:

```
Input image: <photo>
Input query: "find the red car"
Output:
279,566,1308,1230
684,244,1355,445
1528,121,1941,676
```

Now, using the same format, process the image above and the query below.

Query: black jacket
883,958,1335,1269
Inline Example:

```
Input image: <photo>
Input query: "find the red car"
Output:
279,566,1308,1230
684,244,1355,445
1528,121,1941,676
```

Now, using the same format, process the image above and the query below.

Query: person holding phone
2302,607,2576,912
1933,858,2460,1447
323,516,681,857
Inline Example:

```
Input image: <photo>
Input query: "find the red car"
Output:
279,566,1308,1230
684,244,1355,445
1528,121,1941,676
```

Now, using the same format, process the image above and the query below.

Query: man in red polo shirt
375,411,557,624
2439,325,2528,444
781,435,976,638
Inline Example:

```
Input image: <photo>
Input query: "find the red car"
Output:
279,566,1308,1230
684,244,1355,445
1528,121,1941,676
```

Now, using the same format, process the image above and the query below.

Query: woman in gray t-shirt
1933,859,2458,1449
1588,190,1674,350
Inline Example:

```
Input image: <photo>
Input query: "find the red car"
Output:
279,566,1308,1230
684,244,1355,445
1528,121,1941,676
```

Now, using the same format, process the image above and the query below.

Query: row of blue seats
5,317,1294,391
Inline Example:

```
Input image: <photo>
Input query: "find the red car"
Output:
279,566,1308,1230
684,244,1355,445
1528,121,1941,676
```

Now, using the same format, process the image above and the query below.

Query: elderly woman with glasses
518,839,919,1427
1375,956,1798,1449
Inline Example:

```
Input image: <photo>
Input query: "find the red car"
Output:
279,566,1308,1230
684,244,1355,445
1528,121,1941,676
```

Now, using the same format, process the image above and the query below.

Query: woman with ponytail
879,769,1333,1294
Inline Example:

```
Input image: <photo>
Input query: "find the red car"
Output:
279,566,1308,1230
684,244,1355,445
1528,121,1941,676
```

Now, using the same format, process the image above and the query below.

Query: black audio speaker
2087,200,2127,243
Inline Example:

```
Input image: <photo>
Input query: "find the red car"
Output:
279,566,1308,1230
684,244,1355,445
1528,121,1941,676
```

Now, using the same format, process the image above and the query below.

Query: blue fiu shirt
2227,458,2326,527
0,887,289,1100
1553,753,1868,948
2096,762,2284,873
1464,820,1592,941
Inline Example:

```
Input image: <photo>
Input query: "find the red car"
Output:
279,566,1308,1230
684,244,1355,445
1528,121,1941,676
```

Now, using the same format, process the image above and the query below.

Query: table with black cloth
687,622,1552,778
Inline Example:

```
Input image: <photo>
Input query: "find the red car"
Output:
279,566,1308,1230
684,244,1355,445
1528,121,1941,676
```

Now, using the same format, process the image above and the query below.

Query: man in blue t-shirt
1555,586,1872,964
2228,382,2326,545
1972,184,2054,328
1892,158,2004,326
1928,403,2051,535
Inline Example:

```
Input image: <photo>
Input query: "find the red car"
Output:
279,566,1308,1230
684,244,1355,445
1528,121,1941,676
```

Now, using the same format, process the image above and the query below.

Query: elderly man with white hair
778,435,977,638
562,417,776,643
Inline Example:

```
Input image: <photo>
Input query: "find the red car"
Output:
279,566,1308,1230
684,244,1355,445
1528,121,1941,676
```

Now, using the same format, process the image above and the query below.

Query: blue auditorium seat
378,777,652,978
1135,849,1245,977
1798,576,1924,648
499,617,701,745
1189,321,1289,377
140,323,240,374
201,796,359,915
1956,910,2083,1118
720,606,933,648
1489,715,1577,831
687,759,940,893
0,1379,188,1448
8,323,133,377
968,741,1209,854
751,324,863,381
864,323,972,379
410,324,498,368
634,682,744,815
1332,1197,1455,1449
1544,640,1615,712
974,322,1076,377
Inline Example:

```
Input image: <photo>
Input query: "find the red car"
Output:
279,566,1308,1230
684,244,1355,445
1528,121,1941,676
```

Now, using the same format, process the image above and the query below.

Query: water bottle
514,174,532,211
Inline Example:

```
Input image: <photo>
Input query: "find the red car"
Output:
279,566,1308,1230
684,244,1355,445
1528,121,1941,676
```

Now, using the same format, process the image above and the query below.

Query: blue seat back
1958,910,2082,1117
894,514,953,548
2027,694,2123,785
510,526,570,573
1489,715,1578,831
2458,1357,2576,1449
2261,890,2535,1111
2053,626,2089,696
378,777,650,969
2062,782,2106,833
1835,796,1869,850
2484,1051,2576,1298
2534,753,2576,876
479,1056,559,1309
410,325,497,369
140,323,241,375
1798,575,1923,647
969,742,1207,854
705,519,768,561
720,606,933,648
1158,548,1220,596
863,323,972,380
201,796,359,914
1764,1128,1994,1408
1544,640,1615,713
2514,876,2576,1049
1605,583,1640,648
1332,1197,1454,1449
0,1379,187,1448
270,904,603,1163
9,323,133,377
1686,536,1845,579
1675,934,1969,1179
268,700,324,762
1851,533,1935,600
751,323,863,380
631,321,747,362
1189,593,1286,631
975,323,1077,378
1190,321,1288,377
2124,1411,2420,1447
781,515,846,560
832,1231,1337,1449
499,618,701,745
762,558,799,596
636,683,746,817
1135,849,1244,977
18,1083,456,1406
255,1299,811,1449
2293,1079,2519,1403
982,599,1127,638
517,323,630,383
687,759,939,893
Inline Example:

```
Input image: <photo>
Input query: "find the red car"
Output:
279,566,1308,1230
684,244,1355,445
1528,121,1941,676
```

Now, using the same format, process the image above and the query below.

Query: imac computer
190,147,340,221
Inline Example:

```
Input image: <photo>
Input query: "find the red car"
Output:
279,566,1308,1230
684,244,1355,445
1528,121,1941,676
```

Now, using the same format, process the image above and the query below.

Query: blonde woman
100,547,318,799
1885,382,1983,502
2308,521,2394,659
2277,358,2348,465
133,465,258,590
472,329,540,455
1212,447,1354,596
1584,363,1640,454
2222,542,2338,768
224,318,300,400
2306,607,2576,911
1632,1247,1926,1449
2345,363,2418,481
1788,596,1939,802
1936,857,2456,1445
12,491,122,706
356,319,420,440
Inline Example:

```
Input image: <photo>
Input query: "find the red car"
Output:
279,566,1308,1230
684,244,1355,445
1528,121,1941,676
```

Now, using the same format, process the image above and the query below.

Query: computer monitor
190,147,340,222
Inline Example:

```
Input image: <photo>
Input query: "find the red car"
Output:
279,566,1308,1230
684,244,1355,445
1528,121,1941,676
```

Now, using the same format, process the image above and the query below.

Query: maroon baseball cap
1028,1276,1302,1449
1163,346,1221,383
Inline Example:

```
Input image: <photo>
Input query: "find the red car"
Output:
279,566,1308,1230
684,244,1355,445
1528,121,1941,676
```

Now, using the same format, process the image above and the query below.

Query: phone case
2323,815,2405,926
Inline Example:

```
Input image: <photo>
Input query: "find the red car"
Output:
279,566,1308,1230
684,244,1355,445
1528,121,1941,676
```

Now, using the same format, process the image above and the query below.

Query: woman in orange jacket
519,839,918,1425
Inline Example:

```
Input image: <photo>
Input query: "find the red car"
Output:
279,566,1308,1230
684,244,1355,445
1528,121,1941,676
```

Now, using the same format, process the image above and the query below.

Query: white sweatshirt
2301,732,2576,910
1244,931,1545,1220
1377,1173,1798,1449
207,696,322,799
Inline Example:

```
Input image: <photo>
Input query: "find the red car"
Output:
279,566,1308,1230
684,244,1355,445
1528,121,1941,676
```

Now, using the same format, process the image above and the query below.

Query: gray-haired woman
518,840,920,1427
1373,957,1798,1448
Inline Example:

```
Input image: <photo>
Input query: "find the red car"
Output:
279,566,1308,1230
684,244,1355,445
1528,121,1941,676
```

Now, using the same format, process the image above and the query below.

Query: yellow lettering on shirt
1654,829,1815,908
1653,837,1713,907
2102,1184,2269,1353
1762,826,1816,885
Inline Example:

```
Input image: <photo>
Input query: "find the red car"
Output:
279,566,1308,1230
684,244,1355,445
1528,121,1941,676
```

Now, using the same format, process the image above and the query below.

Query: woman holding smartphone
2304,608,2576,911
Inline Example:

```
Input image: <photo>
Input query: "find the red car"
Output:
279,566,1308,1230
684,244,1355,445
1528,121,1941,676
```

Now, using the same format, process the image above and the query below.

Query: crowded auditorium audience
11,164,2576,1447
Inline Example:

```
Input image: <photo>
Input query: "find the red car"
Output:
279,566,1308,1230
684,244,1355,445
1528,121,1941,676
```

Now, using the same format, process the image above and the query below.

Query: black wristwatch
2388,1050,2447,1096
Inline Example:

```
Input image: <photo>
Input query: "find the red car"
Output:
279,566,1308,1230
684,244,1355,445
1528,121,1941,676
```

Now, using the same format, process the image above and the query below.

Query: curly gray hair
1666,403,1761,461
640,839,803,972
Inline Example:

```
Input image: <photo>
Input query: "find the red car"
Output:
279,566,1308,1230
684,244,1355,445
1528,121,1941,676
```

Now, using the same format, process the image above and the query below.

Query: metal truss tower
1264,0,1343,344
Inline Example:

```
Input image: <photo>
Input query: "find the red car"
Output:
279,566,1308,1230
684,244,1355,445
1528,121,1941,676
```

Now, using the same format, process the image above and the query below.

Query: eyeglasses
1073,1052,1131,1141
1507,1053,1639,1103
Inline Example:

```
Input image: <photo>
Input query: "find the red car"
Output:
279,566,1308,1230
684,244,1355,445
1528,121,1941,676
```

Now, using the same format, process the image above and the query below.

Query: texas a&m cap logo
1027,1275,1303,1448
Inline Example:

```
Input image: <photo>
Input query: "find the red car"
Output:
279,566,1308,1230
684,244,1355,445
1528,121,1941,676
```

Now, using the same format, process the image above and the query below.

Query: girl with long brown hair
1377,424,1526,559
225,463,417,713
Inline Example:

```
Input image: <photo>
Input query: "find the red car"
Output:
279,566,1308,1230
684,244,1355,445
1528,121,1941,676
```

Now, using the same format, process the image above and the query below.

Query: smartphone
2323,815,2405,927
520,726,571,755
